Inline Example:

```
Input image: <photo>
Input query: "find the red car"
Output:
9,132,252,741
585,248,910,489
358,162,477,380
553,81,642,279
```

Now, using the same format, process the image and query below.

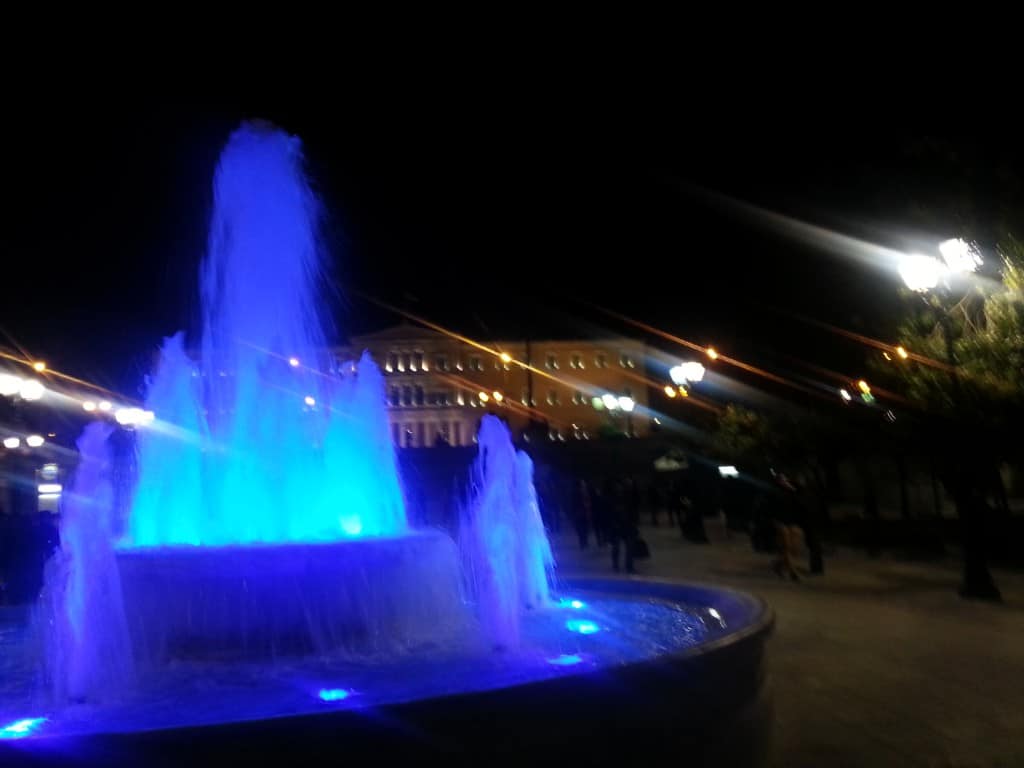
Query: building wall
340,327,649,447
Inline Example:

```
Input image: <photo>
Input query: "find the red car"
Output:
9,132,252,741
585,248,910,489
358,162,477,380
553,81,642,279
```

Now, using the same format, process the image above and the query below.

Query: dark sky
4,95,1021,394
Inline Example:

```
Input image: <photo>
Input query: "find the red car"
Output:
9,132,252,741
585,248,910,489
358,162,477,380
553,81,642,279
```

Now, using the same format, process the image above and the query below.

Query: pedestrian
768,473,805,581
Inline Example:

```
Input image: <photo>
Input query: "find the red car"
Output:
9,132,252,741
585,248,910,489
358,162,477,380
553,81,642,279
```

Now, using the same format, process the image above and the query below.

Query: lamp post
897,238,1000,600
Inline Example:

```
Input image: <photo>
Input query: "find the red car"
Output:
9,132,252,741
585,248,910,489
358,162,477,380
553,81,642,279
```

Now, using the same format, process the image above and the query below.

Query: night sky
4,95,1022,396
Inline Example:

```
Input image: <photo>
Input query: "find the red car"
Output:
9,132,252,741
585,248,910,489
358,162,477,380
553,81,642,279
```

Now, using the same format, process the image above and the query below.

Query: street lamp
18,379,44,401
670,361,705,386
0,373,21,397
618,396,635,412
2,437,20,449
25,435,44,448
32,361,46,373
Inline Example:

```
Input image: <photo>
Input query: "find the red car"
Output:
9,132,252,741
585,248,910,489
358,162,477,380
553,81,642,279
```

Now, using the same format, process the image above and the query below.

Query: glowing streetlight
601,393,619,410
304,395,316,407
288,357,300,368
2,437,20,449
32,361,46,373
839,388,852,403
25,435,44,448
618,396,635,412
479,391,490,403
98,401,112,412
0,373,21,397
895,345,909,360
18,379,44,401
670,361,705,385
664,384,677,398
492,391,503,403
499,352,512,364
857,380,871,395
898,252,945,292
82,401,97,412
706,347,719,361
938,238,981,274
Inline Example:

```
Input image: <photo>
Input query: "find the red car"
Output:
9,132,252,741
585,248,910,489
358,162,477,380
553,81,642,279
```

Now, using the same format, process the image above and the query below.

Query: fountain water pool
0,121,774,766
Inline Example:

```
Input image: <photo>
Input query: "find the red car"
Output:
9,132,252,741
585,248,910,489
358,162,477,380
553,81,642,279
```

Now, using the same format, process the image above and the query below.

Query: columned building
338,324,649,447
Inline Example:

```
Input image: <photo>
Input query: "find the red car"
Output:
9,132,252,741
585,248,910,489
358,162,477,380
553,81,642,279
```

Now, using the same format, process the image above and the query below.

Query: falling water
123,122,406,547
460,416,555,647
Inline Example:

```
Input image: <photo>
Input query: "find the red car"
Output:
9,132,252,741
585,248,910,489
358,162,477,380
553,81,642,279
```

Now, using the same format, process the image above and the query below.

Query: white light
708,608,722,620
18,379,45,401
618,396,635,412
140,410,155,424
601,393,619,410
718,465,739,478
839,388,852,402
37,483,62,494
82,401,97,412
38,493,61,501
98,401,112,412
25,435,44,448
115,407,144,426
670,361,706,385
288,357,300,367
898,253,945,292
0,374,22,397
2,437,20,449
304,395,316,407
939,238,981,274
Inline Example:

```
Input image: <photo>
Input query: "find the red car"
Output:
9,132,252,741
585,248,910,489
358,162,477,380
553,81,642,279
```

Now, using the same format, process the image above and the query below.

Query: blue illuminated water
2,596,710,739
125,122,405,547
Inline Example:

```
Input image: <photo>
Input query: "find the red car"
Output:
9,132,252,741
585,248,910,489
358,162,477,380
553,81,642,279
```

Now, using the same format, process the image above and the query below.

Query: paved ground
555,520,1024,768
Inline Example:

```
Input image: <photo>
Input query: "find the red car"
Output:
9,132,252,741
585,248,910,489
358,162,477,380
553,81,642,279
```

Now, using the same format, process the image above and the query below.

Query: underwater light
318,688,351,702
566,619,600,635
558,598,586,610
547,654,583,666
0,717,47,739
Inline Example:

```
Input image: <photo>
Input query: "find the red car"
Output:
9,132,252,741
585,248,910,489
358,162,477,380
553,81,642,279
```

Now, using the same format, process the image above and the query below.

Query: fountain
0,122,773,767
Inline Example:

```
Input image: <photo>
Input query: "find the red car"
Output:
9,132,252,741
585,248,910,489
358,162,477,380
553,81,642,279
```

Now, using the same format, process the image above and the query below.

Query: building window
572,391,585,405
521,388,530,406
402,386,412,407
469,355,483,372
619,352,635,369
385,353,396,373
416,423,425,446
570,353,584,370
548,428,559,441
404,424,415,448
453,421,463,446
457,390,465,406
412,351,423,372
439,421,451,445
545,353,559,370
389,386,401,407
595,352,608,368
435,354,449,372
547,389,560,406
414,386,425,407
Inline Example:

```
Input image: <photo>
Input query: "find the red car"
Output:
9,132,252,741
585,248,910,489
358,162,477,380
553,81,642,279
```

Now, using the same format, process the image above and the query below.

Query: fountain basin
4,578,773,767
116,531,466,666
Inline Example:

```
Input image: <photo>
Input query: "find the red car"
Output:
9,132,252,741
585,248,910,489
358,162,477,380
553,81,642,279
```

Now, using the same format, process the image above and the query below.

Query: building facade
339,325,649,448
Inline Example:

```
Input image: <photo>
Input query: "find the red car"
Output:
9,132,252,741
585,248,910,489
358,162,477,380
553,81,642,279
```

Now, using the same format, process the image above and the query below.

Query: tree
875,236,1024,600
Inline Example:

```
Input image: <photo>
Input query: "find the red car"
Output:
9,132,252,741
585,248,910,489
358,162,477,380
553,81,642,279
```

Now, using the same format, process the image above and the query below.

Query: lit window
595,353,607,368
570,353,584,370
572,391,586,405
547,389,560,406
469,356,483,372
545,354,559,370
435,354,449,372
387,353,398,372
548,428,559,441
619,353,632,368
457,390,465,406
521,388,530,406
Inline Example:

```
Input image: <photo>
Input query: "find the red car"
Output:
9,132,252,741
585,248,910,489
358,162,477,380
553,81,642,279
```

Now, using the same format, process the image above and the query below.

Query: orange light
492,391,503,402
706,347,719,361
499,352,512,364
882,352,892,361
32,361,46,372
857,379,871,395
895,345,909,360
679,387,689,397
664,385,677,398
479,391,490,403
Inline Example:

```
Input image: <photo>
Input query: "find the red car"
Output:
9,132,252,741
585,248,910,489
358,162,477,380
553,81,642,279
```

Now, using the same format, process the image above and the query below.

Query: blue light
0,717,47,739
547,653,583,666
566,619,600,635
558,598,586,610
318,688,351,702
